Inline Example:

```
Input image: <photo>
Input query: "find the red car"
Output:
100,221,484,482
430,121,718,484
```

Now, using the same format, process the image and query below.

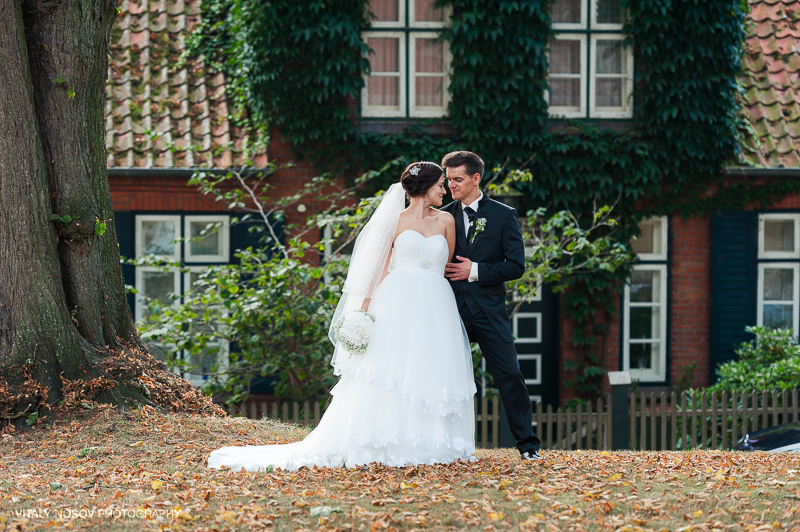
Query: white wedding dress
208,230,476,471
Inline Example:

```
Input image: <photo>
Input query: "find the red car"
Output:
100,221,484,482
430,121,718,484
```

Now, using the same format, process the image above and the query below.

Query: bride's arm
360,248,393,311
442,212,456,260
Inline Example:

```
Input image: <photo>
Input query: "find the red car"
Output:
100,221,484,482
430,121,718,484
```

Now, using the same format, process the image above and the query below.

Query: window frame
134,214,233,389
548,0,633,119
518,353,543,386
758,213,800,259
545,34,588,118
181,340,231,387
361,0,451,119
632,215,668,261
757,263,800,332
135,214,181,260
134,266,181,323
184,215,230,263
368,0,406,28
361,31,407,118
588,34,634,119
623,263,668,382
513,311,543,344
408,32,450,118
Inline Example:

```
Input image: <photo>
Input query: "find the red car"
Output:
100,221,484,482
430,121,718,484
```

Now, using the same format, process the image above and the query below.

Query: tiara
409,166,420,176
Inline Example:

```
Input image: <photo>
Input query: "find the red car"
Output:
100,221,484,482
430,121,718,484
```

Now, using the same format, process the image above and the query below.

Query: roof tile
106,0,264,169
738,0,800,167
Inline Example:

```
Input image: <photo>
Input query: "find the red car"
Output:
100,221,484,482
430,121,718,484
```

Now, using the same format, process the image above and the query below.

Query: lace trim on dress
333,367,477,418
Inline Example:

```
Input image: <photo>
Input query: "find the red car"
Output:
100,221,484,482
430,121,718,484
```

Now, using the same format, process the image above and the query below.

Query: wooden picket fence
227,388,800,451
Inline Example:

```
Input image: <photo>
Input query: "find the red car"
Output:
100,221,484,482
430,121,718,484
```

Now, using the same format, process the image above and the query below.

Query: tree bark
0,0,143,406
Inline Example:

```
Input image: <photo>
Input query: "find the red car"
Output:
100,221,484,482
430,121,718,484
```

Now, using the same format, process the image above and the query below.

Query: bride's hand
361,298,371,312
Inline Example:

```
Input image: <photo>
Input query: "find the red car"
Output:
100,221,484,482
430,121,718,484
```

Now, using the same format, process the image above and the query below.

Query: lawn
1,405,798,531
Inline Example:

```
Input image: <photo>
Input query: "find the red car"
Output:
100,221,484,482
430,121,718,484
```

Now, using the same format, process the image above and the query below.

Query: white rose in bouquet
334,309,375,356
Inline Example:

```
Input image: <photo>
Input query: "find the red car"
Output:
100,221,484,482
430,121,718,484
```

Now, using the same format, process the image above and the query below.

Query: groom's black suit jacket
442,196,525,343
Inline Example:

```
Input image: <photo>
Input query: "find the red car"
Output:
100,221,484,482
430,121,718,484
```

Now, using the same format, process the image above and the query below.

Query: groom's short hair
442,151,484,179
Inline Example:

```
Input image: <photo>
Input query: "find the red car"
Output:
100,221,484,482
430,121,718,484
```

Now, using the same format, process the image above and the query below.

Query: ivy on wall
190,0,752,399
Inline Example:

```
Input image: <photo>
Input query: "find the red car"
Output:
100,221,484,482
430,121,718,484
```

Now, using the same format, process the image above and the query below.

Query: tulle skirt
207,267,476,471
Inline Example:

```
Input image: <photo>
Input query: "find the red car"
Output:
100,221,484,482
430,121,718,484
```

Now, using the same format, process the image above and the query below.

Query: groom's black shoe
521,450,542,461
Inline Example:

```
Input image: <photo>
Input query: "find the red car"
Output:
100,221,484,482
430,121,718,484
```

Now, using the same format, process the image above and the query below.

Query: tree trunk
0,0,144,408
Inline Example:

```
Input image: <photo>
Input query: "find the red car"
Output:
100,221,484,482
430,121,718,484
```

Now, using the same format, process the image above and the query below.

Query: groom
441,151,542,461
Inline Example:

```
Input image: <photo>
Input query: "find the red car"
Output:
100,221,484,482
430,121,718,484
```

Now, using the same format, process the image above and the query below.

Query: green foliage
509,200,632,310
186,0,748,399
187,0,370,161
709,326,800,393
445,0,552,160
141,244,344,404
139,168,630,403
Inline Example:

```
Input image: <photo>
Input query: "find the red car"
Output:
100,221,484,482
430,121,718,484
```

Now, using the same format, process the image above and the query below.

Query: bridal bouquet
334,309,375,356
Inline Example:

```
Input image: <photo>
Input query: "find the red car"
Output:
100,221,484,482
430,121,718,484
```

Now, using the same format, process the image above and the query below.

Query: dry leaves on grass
0,406,798,531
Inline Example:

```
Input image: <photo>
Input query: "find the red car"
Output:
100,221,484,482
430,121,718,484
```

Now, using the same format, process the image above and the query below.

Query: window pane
551,0,582,24
630,270,661,303
764,304,794,328
630,307,660,339
596,40,623,74
415,77,443,107
632,219,663,256
142,271,175,304
415,38,443,73
189,221,222,256
596,78,623,107
414,0,444,22
596,0,623,24
550,39,581,74
369,0,399,23
367,37,399,73
764,220,795,253
367,76,399,106
764,268,794,301
187,346,221,377
550,78,580,107
141,220,176,256
630,343,654,370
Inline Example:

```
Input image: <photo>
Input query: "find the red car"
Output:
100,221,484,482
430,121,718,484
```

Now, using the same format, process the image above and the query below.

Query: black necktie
464,206,476,242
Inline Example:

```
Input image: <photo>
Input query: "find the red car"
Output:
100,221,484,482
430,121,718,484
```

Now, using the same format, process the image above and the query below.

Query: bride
208,162,476,471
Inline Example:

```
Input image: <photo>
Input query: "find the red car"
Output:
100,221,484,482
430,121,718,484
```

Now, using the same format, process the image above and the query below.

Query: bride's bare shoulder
433,209,455,228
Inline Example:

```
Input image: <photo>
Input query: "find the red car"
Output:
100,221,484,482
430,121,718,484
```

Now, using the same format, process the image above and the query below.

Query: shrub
709,326,800,393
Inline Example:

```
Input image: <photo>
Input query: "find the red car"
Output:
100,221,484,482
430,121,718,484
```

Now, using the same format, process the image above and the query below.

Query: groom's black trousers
458,294,541,453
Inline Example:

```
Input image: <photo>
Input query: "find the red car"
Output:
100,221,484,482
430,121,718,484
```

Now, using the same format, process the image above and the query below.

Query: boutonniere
470,218,487,243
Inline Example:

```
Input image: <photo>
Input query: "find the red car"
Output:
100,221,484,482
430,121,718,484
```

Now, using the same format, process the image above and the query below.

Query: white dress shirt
461,192,483,283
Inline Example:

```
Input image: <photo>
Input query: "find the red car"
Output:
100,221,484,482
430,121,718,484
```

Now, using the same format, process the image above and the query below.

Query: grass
1,404,798,531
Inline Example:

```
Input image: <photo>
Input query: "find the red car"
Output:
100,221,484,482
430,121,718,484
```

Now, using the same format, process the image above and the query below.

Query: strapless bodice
391,230,448,276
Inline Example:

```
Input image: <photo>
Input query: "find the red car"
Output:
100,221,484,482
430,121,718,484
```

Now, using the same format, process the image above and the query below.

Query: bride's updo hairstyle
400,161,443,197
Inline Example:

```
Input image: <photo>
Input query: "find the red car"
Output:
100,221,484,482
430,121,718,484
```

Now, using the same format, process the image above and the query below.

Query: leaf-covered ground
1,405,798,531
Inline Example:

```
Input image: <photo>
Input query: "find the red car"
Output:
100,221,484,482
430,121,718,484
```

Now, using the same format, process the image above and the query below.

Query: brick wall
669,214,712,389
109,129,347,244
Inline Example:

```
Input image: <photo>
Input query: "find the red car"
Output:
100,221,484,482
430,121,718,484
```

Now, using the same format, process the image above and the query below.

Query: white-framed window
631,216,668,261
362,0,450,118
758,214,800,259
757,264,800,331
623,264,668,382
136,215,181,260
135,214,231,386
184,215,230,263
513,312,543,343
134,267,181,323
756,213,800,332
548,0,633,119
623,215,668,382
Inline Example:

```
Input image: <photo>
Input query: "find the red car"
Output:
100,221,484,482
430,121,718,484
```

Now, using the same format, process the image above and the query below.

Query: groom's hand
445,256,473,281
